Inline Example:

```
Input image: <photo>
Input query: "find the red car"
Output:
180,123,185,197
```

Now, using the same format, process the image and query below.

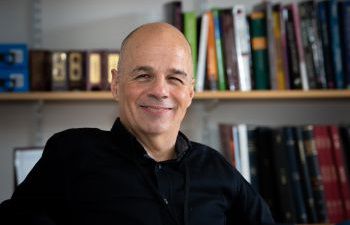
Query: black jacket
0,118,274,225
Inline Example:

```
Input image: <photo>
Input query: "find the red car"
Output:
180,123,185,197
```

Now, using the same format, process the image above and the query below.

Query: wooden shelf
1,90,350,101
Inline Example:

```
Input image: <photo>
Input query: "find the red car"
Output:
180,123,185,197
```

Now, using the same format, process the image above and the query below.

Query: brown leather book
50,51,68,91
29,50,51,91
68,51,86,91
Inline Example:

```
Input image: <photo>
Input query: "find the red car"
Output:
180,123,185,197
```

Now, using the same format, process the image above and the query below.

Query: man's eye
135,74,150,80
169,77,184,84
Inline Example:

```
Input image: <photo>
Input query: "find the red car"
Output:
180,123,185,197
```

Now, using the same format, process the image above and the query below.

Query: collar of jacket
110,117,192,162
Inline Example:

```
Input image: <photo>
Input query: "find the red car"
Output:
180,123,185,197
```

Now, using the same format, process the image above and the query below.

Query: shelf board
1,90,350,101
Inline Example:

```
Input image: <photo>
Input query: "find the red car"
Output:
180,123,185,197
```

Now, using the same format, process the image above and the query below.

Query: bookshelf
1,90,350,101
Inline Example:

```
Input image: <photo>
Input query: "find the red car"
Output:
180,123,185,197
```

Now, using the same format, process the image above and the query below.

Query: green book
249,12,270,90
212,9,227,91
184,12,197,79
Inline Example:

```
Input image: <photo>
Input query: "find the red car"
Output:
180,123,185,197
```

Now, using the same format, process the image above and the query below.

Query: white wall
1,0,349,203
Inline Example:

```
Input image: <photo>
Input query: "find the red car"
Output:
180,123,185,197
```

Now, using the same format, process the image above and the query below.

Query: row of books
0,44,120,92
219,124,350,224
29,50,120,92
166,0,350,91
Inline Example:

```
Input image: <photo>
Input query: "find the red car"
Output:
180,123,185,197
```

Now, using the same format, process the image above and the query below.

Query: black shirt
0,118,275,225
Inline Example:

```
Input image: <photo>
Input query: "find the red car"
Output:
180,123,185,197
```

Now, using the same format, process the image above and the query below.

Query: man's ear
111,69,119,101
187,77,195,107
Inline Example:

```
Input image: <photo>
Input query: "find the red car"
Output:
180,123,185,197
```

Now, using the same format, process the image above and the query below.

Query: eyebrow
131,66,188,77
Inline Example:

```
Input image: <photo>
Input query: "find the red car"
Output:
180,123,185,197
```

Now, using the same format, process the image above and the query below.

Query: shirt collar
110,118,191,162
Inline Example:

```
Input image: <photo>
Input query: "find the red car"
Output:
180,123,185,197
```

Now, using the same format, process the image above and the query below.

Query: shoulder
188,141,235,172
43,128,113,159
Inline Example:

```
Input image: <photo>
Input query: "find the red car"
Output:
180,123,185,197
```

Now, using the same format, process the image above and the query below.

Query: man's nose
148,76,169,100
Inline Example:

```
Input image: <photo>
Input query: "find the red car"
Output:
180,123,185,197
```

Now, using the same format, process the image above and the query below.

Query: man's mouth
140,105,173,110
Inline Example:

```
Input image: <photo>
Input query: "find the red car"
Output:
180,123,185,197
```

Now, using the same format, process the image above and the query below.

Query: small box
0,44,28,69
0,69,29,92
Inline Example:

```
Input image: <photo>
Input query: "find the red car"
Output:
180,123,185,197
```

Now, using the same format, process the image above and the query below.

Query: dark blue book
294,127,317,223
301,126,328,222
247,127,259,191
317,1,335,89
327,0,344,89
283,127,308,223
272,127,297,223
339,0,350,89
256,127,280,221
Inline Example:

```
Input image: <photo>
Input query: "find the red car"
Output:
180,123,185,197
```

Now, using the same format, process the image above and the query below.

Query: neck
137,135,177,162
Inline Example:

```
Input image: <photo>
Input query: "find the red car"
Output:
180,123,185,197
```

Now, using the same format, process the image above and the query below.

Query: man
0,23,274,225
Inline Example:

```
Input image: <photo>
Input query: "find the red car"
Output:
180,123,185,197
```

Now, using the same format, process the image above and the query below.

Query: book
302,125,328,222
184,11,197,79
86,51,103,91
219,123,235,166
328,125,350,219
164,1,183,32
212,9,226,91
196,12,209,92
247,127,259,191
317,1,334,89
220,9,239,91
272,127,297,222
206,11,218,90
68,51,86,91
102,50,119,90
0,69,29,92
254,1,277,90
327,0,344,89
272,4,288,90
314,125,344,223
233,5,252,91
294,127,317,223
299,1,326,89
339,0,350,89
238,124,250,183
29,50,50,91
249,11,270,90
284,127,308,223
50,51,68,91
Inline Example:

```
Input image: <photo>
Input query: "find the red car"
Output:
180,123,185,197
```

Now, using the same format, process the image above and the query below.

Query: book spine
233,126,241,173
212,9,227,91
328,126,350,219
238,124,250,183
314,125,344,223
50,51,68,91
284,7,302,89
328,0,344,89
339,0,350,89
233,5,252,91
317,1,334,89
249,12,270,90
184,11,198,79
298,1,318,89
196,13,209,92
290,3,309,90
302,125,328,222
220,9,239,91
272,4,287,90
29,50,50,91
206,11,218,90
284,127,308,223
273,127,297,222
295,126,318,223
247,127,259,191
219,124,235,166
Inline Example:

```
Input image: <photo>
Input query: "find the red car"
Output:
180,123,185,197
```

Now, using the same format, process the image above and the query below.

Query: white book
196,13,209,92
233,5,252,91
238,124,251,183
232,126,241,173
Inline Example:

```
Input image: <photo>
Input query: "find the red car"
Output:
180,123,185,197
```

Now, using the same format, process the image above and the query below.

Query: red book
314,125,344,223
328,125,350,220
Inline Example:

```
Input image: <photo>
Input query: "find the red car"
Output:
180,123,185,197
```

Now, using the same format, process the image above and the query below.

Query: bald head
117,22,193,75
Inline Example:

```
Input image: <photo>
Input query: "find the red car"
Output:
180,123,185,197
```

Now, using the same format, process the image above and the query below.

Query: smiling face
112,23,194,138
